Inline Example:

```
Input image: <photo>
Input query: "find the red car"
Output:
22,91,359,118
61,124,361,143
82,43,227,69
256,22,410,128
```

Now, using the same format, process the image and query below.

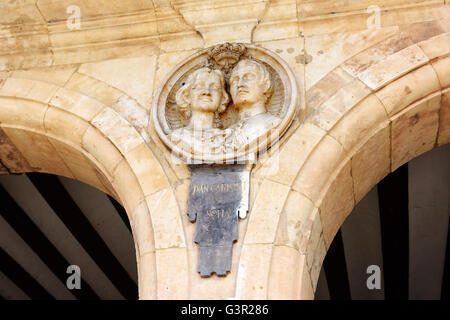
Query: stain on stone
0,128,31,172
402,20,445,44
287,48,294,54
276,49,283,53
295,52,313,65
405,86,412,94
410,114,420,126
12,15,34,26
317,50,324,55
343,34,414,75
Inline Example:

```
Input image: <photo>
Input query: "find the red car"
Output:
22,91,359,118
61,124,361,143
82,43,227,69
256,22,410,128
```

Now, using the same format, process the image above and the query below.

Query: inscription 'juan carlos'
192,183,241,194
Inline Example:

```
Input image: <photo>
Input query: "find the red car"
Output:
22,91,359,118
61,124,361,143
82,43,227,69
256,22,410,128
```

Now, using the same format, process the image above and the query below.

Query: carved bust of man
169,67,232,154
228,59,281,150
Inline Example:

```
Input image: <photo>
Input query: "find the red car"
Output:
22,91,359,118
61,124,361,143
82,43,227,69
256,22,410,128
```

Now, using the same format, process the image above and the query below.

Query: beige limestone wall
0,0,449,300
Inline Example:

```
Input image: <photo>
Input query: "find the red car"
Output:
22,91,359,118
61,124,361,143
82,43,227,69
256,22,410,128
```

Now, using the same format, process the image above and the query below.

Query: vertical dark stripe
27,173,138,300
0,248,54,300
323,230,351,300
314,269,331,300
377,163,409,300
441,214,450,300
107,195,131,232
0,184,99,300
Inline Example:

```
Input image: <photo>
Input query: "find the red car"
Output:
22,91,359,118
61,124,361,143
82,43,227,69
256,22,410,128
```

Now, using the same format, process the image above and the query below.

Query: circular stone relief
151,43,300,163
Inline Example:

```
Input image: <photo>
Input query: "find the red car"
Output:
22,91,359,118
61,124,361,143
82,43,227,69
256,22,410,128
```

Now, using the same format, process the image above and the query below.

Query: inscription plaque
188,165,249,277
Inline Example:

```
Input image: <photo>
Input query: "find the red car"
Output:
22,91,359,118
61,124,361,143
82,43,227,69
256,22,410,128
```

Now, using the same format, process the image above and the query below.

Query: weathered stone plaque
187,165,249,277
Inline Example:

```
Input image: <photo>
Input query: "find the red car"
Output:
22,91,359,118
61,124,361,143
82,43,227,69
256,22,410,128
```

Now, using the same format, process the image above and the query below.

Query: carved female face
189,69,224,113
229,60,267,109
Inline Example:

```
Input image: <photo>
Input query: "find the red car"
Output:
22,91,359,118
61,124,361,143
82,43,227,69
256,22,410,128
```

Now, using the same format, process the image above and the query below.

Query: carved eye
243,73,255,80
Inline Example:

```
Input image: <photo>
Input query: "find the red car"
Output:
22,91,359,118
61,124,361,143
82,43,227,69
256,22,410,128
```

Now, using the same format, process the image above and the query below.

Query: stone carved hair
175,67,230,120
231,59,274,104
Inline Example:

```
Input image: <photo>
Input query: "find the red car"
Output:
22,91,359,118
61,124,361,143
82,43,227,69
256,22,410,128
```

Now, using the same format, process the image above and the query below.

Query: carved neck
238,101,266,121
188,111,215,130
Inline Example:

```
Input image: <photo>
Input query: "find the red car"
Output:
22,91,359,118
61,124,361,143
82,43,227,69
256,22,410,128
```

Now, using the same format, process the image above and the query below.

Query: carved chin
192,103,217,112
234,97,259,109
234,96,249,105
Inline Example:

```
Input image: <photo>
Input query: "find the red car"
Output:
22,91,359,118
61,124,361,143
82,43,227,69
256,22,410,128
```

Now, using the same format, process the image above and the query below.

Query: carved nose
237,82,246,90
199,88,211,95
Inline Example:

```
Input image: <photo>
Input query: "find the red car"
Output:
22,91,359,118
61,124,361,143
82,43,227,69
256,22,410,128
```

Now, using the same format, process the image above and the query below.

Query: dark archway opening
0,173,138,300
315,144,450,300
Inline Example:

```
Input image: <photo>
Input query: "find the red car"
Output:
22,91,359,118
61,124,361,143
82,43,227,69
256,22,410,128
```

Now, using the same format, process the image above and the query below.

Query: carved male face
189,69,224,113
229,59,272,110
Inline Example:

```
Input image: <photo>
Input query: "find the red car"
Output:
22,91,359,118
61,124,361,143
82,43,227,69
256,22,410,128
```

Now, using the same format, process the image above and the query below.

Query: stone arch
242,32,450,299
0,80,188,299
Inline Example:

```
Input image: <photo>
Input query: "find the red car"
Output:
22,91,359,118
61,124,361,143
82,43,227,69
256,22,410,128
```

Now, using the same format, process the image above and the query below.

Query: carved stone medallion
151,42,299,163
151,43,299,277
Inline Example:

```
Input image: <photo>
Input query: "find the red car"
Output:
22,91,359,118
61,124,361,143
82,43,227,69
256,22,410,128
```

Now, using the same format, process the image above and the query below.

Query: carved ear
262,75,274,103
175,84,191,119
262,75,271,93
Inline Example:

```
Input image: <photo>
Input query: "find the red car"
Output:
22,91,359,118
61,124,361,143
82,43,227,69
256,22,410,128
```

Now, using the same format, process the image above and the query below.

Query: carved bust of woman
168,67,232,156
